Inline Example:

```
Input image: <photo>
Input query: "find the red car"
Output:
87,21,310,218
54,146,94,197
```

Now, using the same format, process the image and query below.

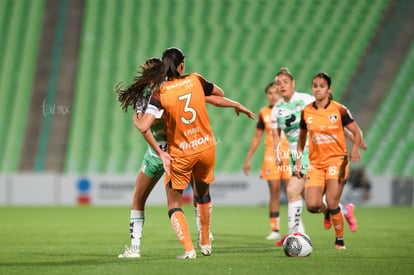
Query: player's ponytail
161,47,185,80
115,57,162,112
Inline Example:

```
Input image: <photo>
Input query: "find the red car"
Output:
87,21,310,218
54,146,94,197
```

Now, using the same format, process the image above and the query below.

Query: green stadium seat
65,0,392,174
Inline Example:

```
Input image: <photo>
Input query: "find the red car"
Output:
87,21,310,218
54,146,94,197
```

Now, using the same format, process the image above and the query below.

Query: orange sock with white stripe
169,208,194,252
270,212,280,231
330,207,344,238
196,194,212,246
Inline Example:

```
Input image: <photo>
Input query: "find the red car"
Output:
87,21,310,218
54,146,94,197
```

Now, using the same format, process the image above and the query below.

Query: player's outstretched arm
205,95,255,119
210,84,224,97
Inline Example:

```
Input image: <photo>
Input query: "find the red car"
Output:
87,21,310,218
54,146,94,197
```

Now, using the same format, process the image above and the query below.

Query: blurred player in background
134,47,254,259
270,67,314,245
243,82,291,240
295,72,365,249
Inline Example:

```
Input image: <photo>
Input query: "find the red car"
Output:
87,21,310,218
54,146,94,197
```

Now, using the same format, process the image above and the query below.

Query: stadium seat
64,0,391,173
0,0,44,173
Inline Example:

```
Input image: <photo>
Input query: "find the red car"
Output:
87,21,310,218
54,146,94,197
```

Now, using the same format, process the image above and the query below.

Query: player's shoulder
260,105,272,114
293,91,315,103
303,102,314,110
273,98,285,109
329,100,348,111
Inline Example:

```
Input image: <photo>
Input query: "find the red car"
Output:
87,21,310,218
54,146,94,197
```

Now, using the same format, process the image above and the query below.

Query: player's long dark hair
114,57,162,112
134,47,185,89
313,72,333,99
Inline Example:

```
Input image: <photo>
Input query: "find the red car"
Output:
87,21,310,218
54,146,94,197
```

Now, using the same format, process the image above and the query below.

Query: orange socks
169,208,194,252
270,212,280,231
330,208,344,238
197,200,212,245
195,193,212,246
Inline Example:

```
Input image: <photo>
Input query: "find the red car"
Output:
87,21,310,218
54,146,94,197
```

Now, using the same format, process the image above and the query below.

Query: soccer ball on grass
282,232,313,257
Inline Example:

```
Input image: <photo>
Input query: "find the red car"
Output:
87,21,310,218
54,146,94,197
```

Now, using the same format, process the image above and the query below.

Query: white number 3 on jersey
178,93,197,124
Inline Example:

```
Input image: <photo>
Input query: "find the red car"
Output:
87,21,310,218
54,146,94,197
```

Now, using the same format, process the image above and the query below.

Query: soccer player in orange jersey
295,72,364,249
134,48,254,259
243,82,291,240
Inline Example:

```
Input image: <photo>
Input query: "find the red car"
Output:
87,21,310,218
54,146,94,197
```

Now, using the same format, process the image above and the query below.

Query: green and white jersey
136,86,167,158
270,91,314,152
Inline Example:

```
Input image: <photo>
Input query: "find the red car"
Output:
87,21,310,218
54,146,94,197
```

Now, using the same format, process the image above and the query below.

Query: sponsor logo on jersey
311,132,337,145
329,113,338,123
307,116,312,124
179,135,211,150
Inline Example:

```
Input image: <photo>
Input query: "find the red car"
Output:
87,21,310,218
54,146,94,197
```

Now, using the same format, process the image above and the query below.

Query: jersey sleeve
339,104,354,126
299,110,307,130
256,111,265,130
147,89,164,119
270,106,279,129
195,73,214,96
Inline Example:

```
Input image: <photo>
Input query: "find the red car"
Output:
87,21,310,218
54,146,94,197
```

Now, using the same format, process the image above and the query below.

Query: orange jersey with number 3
150,73,215,157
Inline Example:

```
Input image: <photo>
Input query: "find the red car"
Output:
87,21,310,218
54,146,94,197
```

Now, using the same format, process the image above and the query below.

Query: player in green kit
115,58,168,258
270,68,314,245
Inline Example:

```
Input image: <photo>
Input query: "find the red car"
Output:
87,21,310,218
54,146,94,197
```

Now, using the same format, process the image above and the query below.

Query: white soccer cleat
200,244,212,256
266,231,281,240
176,249,197,259
118,245,141,258
198,231,214,248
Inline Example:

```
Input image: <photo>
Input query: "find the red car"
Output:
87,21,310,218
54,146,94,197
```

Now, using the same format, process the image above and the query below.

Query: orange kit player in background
135,47,255,259
295,72,364,249
243,82,291,240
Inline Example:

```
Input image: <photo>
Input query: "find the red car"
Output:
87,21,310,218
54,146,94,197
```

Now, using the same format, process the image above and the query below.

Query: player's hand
234,104,255,119
350,145,361,163
275,155,282,166
294,160,303,178
243,160,251,175
159,151,173,175
360,139,368,151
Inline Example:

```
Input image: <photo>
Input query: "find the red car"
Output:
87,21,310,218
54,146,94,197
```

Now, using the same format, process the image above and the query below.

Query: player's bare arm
344,123,367,150
210,84,224,97
133,112,156,134
271,128,283,166
243,129,264,175
345,122,362,163
205,96,255,119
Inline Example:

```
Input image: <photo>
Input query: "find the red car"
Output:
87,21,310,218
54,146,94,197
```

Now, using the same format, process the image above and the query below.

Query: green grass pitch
0,205,413,275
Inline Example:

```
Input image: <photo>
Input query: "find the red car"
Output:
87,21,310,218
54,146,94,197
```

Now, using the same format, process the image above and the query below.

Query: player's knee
307,206,320,213
195,193,211,204
328,207,341,215
168,208,183,218
307,203,322,213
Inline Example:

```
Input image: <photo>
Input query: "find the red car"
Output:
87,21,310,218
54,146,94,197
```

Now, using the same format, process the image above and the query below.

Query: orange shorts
164,146,215,190
305,157,349,188
260,146,291,180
